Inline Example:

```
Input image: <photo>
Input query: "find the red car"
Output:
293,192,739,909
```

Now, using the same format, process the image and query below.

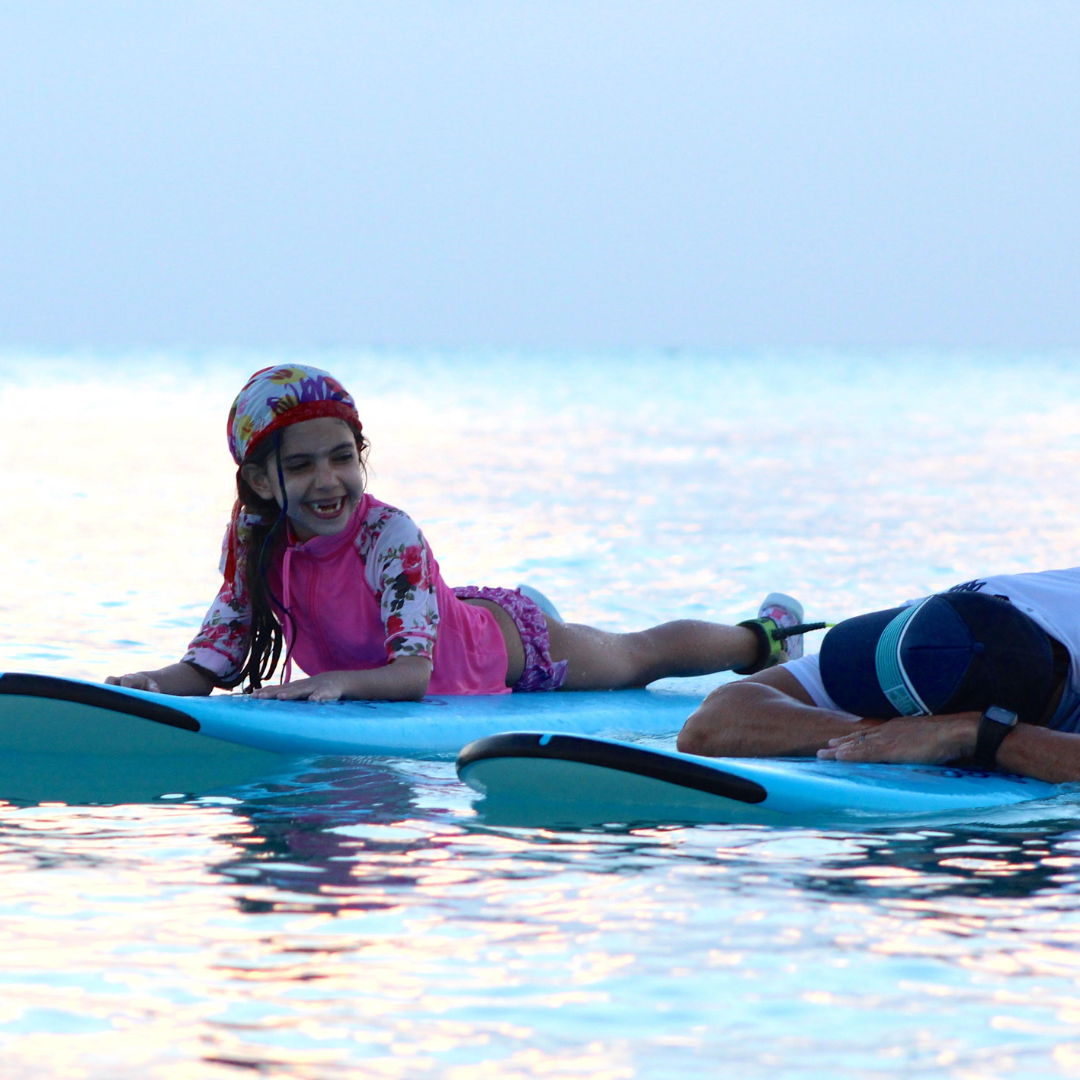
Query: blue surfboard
456,731,1068,825
0,671,694,802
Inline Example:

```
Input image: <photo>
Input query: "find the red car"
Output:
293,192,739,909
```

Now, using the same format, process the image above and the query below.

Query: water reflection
7,770,1080,1075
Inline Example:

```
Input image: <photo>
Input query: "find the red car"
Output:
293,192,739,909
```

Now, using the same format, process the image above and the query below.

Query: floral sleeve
181,526,252,685
357,505,440,661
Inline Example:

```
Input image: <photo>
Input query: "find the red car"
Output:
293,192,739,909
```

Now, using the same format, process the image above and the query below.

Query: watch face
984,705,1018,726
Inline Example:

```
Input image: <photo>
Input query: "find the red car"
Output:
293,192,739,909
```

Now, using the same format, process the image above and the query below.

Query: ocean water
2,350,1080,1077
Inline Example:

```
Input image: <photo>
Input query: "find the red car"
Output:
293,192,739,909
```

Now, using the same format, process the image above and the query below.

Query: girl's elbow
408,662,433,701
394,672,429,702
385,656,432,701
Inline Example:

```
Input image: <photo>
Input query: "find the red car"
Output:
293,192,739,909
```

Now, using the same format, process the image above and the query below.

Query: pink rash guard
184,494,510,695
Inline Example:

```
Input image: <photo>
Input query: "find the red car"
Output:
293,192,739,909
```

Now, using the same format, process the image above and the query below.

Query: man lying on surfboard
677,569,1080,785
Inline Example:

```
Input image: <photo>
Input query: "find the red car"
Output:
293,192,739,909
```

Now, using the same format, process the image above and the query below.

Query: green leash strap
733,619,832,675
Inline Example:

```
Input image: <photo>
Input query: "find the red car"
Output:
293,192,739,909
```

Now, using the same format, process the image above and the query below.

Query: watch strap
972,705,1018,769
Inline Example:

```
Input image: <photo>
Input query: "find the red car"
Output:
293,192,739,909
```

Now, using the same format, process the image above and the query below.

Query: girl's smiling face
242,417,364,540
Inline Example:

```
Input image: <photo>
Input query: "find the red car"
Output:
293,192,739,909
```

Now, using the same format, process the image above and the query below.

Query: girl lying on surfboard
678,571,1080,783
108,364,816,702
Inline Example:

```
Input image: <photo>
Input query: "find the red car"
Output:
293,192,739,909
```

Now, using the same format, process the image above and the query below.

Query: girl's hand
104,663,215,696
251,672,352,702
250,659,432,702
817,713,980,765
106,672,162,693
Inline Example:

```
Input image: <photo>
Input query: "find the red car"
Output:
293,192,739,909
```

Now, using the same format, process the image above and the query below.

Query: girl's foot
757,592,805,660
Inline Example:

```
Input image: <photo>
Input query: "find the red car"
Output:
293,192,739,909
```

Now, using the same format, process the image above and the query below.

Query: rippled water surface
3,350,1080,1077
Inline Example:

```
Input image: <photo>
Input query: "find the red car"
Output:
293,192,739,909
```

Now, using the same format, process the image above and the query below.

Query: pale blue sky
1,1,1077,348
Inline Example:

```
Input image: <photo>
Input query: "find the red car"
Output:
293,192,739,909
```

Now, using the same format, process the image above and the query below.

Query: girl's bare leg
547,619,760,691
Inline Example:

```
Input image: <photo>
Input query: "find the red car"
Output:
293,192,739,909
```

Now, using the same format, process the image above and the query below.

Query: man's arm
997,726,1080,783
677,666,868,757
679,661,1080,783
823,714,1080,784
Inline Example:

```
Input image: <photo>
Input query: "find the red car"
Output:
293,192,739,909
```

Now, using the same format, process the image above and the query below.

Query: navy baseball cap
819,591,1057,725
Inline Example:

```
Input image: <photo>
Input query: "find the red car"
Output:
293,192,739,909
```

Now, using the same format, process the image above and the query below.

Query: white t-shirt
785,567,1080,733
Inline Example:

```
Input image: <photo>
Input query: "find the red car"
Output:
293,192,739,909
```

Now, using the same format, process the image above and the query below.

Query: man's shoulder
947,567,1080,603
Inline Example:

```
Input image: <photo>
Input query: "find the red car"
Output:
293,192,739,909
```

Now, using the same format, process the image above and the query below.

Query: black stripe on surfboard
457,732,767,805
0,673,201,732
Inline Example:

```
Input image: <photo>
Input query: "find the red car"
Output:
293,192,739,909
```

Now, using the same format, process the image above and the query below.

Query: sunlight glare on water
2,350,1080,1077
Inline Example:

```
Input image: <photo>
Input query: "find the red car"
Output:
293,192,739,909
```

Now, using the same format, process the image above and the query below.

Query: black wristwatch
972,705,1018,769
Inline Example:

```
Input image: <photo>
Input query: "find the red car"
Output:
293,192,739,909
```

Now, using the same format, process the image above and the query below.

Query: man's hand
818,713,980,765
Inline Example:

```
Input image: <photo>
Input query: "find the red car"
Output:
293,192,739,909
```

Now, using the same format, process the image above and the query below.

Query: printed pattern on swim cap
227,364,361,464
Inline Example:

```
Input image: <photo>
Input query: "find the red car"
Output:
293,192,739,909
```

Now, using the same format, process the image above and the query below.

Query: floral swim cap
220,364,363,593
227,364,362,464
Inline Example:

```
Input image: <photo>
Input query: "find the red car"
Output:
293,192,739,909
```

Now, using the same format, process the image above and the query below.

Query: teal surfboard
0,671,693,802
456,732,1067,825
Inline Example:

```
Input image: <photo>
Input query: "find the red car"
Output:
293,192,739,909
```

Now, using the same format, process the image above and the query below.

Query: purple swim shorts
453,586,569,692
